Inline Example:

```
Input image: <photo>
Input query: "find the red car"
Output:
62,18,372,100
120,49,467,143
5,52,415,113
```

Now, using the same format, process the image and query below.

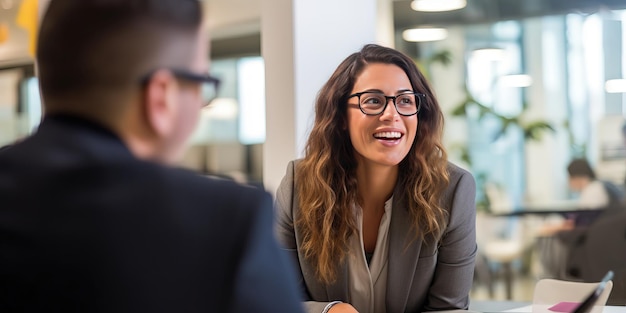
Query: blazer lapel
386,191,422,312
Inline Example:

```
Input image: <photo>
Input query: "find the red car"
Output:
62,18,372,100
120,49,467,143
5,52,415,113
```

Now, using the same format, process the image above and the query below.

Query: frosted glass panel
237,57,266,145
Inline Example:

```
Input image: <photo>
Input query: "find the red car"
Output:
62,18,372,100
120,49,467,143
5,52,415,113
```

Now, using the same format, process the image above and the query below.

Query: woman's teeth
374,131,401,139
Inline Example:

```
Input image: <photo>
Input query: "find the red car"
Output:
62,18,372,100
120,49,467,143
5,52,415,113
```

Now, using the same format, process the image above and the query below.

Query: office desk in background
487,202,606,228
487,201,598,218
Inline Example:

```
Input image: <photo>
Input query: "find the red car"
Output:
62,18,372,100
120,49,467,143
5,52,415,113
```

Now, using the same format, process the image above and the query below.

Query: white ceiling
201,0,403,40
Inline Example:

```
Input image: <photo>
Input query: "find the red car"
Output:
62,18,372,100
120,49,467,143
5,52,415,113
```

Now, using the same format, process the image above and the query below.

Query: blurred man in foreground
0,1,303,312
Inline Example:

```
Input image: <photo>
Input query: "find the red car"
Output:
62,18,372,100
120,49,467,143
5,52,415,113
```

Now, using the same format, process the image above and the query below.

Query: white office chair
476,184,528,299
532,279,613,313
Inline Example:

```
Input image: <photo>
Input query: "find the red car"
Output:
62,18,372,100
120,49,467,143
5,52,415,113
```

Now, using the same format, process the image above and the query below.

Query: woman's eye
363,97,383,105
398,96,415,106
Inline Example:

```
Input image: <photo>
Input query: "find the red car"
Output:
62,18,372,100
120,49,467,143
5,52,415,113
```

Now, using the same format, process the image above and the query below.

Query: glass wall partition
405,9,626,211
398,5,626,301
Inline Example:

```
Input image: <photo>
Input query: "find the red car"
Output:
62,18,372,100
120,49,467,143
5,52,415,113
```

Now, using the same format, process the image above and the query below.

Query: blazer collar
37,114,135,162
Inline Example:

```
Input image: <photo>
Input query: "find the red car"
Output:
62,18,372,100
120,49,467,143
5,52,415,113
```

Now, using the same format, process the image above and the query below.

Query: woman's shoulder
276,158,306,197
442,161,476,204
286,158,304,170
446,161,474,183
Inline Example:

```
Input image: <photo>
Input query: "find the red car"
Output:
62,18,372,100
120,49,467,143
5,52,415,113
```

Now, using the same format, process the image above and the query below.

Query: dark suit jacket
275,160,477,313
0,115,304,313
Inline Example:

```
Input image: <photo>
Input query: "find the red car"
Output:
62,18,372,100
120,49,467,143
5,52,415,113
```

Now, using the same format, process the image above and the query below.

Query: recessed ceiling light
472,48,506,61
411,0,467,12
402,27,448,42
499,75,533,88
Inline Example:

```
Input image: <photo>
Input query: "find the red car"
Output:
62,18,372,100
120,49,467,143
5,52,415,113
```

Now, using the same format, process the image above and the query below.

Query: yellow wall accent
0,23,8,45
15,0,38,57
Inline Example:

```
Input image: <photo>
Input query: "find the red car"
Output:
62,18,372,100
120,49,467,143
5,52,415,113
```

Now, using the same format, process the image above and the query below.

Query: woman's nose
380,98,399,120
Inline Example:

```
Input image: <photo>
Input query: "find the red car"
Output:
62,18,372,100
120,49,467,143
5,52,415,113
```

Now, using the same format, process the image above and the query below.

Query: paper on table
548,302,581,312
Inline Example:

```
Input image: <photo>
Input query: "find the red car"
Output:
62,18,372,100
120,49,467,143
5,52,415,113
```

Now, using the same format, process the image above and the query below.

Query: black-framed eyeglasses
140,68,221,107
348,91,424,116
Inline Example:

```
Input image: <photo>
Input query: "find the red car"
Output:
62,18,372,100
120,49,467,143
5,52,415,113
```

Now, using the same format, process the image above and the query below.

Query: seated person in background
567,158,623,211
563,161,626,289
536,158,624,279
541,158,624,235
275,44,477,313
0,1,303,312
566,158,624,227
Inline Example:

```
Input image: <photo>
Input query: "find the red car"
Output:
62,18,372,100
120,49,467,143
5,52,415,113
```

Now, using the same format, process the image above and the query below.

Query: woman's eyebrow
357,88,414,94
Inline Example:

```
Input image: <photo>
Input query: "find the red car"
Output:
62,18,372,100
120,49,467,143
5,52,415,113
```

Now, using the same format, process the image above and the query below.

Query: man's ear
142,70,178,138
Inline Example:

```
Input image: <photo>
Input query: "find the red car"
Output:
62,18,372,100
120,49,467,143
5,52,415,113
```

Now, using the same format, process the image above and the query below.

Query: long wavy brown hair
295,44,450,285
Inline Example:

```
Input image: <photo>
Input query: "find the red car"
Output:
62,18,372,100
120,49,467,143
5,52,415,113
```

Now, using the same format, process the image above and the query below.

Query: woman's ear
142,70,178,138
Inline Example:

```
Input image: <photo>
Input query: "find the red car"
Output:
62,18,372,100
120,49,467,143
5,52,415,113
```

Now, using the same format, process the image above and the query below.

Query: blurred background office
1,0,625,303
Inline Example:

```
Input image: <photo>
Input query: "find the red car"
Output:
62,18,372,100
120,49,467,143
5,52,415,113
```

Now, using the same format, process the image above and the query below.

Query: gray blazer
275,160,477,313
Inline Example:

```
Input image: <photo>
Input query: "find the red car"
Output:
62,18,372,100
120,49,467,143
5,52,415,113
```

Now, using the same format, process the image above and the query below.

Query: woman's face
346,63,418,168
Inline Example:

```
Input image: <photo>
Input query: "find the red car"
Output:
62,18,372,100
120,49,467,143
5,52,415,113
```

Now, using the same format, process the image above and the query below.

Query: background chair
475,183,539,300
566,208,626,305
533,279,613,313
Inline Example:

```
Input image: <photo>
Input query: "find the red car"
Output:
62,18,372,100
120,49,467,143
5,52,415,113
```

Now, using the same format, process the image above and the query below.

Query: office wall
0,69,21,146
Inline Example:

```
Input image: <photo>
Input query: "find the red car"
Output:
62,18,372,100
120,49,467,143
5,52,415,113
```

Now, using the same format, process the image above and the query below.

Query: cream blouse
346,197,393,313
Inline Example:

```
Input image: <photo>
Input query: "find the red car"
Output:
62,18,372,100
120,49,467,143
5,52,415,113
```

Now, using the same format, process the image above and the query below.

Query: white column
602,19,623,115
261,0,394,194
429,26,468,167
524,17,570,204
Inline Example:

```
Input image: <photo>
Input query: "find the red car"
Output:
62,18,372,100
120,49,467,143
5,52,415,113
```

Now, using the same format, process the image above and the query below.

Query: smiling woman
275,44,478,313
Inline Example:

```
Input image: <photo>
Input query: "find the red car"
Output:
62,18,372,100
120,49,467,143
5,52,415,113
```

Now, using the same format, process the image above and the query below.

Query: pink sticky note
548,302,580,312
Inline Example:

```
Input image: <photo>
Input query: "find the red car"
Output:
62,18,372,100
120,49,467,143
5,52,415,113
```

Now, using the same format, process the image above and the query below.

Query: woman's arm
275,160,353,313
424,167,477,311
274,161,305,294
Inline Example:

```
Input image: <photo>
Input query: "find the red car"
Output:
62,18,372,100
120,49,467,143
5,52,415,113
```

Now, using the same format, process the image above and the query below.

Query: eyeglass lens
201,82,218,106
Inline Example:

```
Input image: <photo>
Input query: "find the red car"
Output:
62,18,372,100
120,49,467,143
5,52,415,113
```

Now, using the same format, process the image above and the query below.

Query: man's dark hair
37,0,203,113
567,158,596,179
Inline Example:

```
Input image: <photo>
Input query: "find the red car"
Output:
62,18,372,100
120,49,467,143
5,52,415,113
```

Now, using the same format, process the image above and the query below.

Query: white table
467,301,625,313
424,308,623,313
501,304,625,313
